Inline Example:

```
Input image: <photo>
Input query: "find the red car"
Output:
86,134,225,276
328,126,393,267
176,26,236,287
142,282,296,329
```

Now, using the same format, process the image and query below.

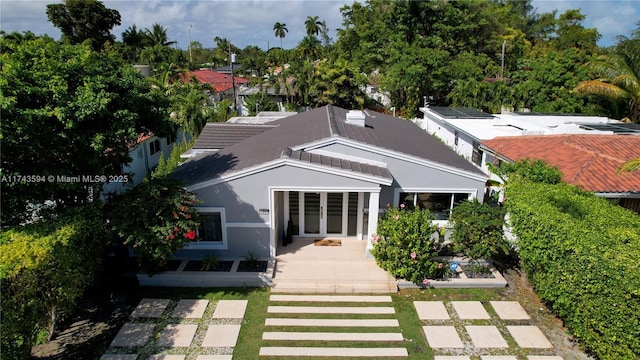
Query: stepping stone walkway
261,294,408,357
415,300,563,359
103,298,247,359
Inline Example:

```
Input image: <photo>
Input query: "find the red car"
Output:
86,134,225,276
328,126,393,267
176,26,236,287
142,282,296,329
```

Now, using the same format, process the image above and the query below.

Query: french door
302,192,347,236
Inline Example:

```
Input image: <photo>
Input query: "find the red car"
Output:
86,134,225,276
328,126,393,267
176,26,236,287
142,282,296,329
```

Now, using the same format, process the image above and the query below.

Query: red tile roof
182,69,249,93
482,135,640,194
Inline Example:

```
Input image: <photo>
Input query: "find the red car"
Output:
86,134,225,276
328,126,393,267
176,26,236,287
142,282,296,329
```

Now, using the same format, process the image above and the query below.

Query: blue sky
1,0,638,50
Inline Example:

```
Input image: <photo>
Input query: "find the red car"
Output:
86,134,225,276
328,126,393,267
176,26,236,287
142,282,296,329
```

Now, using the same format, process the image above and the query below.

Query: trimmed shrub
371,206,443,285
449,199,509,260
0,205,107,359
506,178,640,359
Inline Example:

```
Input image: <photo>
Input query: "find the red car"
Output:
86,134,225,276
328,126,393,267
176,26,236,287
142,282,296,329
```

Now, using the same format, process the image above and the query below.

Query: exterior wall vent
346,110,366,127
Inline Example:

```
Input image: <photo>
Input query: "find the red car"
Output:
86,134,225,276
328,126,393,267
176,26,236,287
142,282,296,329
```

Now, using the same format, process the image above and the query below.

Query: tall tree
273,22,288,49
144,23,177,47
574,24,640,122
46,0,121,50
0,37,174,225
122,25,145,62
305,15,322,36
297,34,321,60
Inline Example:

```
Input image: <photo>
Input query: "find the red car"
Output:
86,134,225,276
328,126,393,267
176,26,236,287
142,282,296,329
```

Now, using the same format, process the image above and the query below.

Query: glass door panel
326,193,343,234
304,193,320,234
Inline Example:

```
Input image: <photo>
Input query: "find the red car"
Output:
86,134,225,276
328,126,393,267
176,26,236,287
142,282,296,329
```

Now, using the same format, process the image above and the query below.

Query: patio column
366,191,380,257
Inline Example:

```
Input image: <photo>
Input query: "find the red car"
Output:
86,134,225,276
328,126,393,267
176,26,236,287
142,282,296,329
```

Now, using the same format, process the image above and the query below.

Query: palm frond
574,80,630,100
618,157,640,173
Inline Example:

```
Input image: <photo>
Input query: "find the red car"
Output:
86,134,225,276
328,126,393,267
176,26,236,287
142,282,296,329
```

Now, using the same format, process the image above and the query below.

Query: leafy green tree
107,178,200,275
305,15,322,36
273,22,288,49
574,24,640,122
551,9,600,52
297,34,321,60
244,91,279,116
509,46,603,114
619,157,640,173
0,38,174,225
46,0,121,50
309,58,366,109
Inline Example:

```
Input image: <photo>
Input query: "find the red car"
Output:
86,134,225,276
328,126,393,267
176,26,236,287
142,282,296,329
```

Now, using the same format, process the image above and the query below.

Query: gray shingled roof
192,123,276,150
172,105,484,186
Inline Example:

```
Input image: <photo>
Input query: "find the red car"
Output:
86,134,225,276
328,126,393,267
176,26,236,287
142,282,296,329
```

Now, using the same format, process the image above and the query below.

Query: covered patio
272,237,397,293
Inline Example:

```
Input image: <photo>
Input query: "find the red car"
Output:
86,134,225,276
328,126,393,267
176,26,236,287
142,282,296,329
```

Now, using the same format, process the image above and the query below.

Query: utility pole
188,25,193,64
229,42,237,112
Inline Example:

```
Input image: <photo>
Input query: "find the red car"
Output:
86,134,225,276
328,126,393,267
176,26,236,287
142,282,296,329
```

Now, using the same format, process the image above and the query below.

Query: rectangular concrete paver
434,357,471,360
262,332,404,341
527,357,564,360
414,301,450,320
265,318,399,327
422,326,464,348
100,355,138,360
270,295,392,302
172,299,209,319
156,324,198,347
130,298,170,318
202,325,241,347
267,306,395,314
490,301,530,320
481,357,518,360
148,355,186,360
507,326,553,348
451,301,491,319
465,326,508,348
195,356,233,360
110,323,156,347
212,300,247,319
258,347,408,357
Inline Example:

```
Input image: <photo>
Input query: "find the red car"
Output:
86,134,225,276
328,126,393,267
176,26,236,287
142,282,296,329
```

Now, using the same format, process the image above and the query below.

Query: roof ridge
564,135,628,163
326,105,340,137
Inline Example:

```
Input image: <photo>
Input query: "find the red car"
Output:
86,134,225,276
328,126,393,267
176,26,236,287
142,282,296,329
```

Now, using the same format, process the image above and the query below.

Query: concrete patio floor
272,237,397,293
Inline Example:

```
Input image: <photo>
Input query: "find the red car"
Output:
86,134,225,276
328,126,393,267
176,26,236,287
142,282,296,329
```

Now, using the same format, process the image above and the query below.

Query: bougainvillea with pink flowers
370,207,445,285
108,178,200,275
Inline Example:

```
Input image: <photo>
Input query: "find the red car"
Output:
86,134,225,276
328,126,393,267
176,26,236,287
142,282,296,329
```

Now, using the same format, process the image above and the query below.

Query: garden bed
397,257,506,289
136,258,276,287
183,260,234,272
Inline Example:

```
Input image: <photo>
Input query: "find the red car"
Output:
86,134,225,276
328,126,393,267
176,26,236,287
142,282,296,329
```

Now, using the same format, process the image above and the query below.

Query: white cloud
2,0,636,49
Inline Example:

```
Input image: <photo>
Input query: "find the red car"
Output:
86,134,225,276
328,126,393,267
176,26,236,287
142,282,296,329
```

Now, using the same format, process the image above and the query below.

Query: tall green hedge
0,205,107,359
506,179,640,359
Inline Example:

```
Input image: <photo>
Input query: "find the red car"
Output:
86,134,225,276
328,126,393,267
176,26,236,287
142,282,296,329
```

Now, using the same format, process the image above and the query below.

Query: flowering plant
370,207,445,285
108,178,201,275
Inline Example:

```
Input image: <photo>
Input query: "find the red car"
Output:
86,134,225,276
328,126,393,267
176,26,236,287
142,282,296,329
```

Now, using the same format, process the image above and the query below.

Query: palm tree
304,16,322,36
122,25,145,62
574,24,640,123
273,22,288,49
298,35,321,60
144,23,177,47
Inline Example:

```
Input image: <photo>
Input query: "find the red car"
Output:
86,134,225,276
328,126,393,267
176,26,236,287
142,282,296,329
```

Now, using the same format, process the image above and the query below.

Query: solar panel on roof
429,106,494,119
578,123,640,134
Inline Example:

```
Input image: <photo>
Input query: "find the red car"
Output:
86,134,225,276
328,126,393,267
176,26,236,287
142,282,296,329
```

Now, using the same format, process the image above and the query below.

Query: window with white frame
186,207,227,249
399,192,470,220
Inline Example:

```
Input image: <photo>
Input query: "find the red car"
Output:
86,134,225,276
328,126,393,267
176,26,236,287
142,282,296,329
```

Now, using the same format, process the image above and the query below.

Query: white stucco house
416,106,624,175
171,105,487,260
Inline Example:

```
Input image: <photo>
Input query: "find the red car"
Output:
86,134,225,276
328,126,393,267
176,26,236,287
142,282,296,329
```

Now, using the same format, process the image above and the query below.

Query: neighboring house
103,132,179,194
182,69,249,104
482,134,640,213
417,106,623,175
171,105,487,260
